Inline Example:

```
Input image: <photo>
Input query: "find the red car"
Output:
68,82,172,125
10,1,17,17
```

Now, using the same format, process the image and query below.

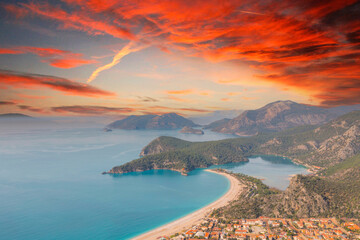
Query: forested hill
108,111,360,174
109,137,252,174
215,154,360,219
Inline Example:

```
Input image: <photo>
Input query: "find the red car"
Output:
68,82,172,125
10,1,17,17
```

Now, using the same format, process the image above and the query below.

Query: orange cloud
167,95,191,103
0,46,96,69
0,48,23,54
18,94,51,100
5,0,360,106
147,105,212,114
51,105,135,115
0,69,116,98
227,92,242,96
166,89,193,95
7,1,136,40
50,104,211,116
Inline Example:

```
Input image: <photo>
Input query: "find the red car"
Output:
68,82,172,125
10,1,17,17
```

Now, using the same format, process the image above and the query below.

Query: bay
0,127,306,239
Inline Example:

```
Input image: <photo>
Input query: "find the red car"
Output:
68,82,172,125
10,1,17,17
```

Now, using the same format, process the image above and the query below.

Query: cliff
256,111,360,167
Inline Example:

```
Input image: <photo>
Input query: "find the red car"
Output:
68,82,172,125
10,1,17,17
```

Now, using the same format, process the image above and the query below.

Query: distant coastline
131,169,244,240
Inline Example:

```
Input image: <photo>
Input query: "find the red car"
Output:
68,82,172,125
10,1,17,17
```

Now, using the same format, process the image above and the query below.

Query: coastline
131,169,244,240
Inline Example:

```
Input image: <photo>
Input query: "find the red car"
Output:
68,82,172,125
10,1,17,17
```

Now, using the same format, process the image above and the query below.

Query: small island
106,113,198,130
179,126,204,135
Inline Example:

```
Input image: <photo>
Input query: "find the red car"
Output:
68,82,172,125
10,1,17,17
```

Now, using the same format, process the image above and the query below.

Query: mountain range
208,100,360,136
106,100,360,135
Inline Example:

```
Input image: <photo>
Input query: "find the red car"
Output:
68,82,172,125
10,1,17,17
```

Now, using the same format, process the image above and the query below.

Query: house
184,229,196,238
194,231,205,238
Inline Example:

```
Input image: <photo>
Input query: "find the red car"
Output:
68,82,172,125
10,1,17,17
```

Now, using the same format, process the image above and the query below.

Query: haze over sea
0,125,307,239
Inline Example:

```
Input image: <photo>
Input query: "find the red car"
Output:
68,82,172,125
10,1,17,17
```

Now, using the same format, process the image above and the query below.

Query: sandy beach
132,169,244,240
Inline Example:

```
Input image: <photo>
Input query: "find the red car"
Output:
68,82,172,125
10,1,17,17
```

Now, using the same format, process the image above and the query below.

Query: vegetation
111,140,251,173
214,154,360,220
111,111,360,173
212,173,281,219
109,111,360,219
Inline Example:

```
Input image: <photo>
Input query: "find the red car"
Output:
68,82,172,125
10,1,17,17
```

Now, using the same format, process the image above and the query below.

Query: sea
0,126,307,239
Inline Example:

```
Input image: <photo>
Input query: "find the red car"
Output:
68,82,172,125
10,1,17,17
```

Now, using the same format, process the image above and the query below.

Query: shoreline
131,169,244,240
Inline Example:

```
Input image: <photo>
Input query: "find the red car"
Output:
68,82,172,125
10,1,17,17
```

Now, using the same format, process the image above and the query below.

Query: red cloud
0,48,23,54
5,0,360,106
0,46,96,69
17,94,51,100
7,1,136,40
0,70,116,98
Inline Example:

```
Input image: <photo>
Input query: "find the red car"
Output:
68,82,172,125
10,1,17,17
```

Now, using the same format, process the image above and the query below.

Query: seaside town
161,217,360,240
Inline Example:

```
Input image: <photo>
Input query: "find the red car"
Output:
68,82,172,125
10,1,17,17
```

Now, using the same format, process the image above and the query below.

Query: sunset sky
0,0,359,116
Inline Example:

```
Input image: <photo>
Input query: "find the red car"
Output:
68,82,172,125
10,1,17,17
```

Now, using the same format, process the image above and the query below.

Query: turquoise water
210,155,308,190
0,127,306,239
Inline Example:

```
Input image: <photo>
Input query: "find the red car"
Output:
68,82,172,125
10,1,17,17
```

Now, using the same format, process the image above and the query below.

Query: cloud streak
51,105,135,115
0,46,96,68
0,69,116,98
18,105,47,114
0,101,17,105
87,42,147,83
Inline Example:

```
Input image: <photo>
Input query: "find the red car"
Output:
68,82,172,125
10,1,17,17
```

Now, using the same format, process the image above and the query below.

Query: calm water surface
0,126,306,239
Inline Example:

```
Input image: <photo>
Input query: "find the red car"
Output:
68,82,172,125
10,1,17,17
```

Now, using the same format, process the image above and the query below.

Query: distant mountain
0,113,32,118
203,118,231,130
327,104,360,116
210,100,335,136
0,113,59,129
189,110,243,125
107,113,198,130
